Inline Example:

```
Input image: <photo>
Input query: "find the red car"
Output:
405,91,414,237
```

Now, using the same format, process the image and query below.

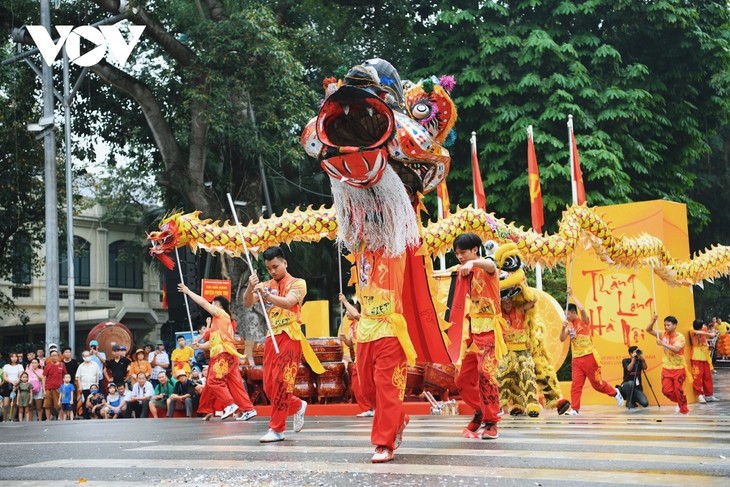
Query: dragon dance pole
174,248,196,336
565,257,575,314
337,243,344,320
226,193,279,354
650,263,657,315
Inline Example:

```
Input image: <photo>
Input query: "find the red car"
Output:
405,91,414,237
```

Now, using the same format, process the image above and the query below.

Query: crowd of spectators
0,334,208,422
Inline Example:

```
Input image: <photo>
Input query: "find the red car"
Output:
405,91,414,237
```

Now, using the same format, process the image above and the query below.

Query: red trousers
350,362,374,411
197,352,254,414
691,359,713,396
264,333,304,433
356,337,407,449
662,367,688,414
455,331,501,424
571,353,616,411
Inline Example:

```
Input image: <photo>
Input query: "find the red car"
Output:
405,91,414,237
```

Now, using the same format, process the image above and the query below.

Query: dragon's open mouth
316,86,395,188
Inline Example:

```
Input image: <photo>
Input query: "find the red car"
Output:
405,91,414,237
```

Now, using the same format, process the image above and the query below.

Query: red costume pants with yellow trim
264,333,304,433
662,367,688,414
197,352,254,414
356,337,407,450
455,331,501,424
350,362,374,412
570,353,616,412
690,359,713,396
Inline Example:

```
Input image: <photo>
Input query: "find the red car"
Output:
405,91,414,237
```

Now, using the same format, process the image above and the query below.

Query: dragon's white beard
330,165,420,257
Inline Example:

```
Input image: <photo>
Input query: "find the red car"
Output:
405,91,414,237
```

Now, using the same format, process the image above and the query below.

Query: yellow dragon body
148,204,730,287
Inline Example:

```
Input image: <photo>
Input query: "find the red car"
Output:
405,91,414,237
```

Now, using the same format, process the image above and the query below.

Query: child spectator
85,384,105,418
59,373,75,421
646,314,689,414
689,319,718,403
17,372,33,422
101,383,124,419
26,358,44,421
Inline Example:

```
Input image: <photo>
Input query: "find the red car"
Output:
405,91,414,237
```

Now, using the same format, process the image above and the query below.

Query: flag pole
568,115,577,206
528,125,543,291
471,131,478,209
436,188,446,271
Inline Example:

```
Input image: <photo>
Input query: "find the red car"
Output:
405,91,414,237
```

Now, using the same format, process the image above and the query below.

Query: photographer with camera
151,371,174,418
619,346,649,410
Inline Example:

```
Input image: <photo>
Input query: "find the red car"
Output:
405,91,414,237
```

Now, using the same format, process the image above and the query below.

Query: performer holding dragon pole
245,246,324,443
177,284,257,422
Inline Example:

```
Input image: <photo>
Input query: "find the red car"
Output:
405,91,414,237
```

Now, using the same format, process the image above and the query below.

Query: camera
635,349,642,355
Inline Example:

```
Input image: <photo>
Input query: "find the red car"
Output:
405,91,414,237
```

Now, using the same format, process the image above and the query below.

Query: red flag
570,131,587,205
527,129,544,233
471,134,487,211
436,181,451,217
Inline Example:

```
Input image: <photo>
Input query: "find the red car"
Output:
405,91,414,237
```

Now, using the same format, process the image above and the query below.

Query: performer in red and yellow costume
449,233,506,440
647,314,689,414
245,246,324,443
301,59,454,463
177,284,256,421
560,288,623,413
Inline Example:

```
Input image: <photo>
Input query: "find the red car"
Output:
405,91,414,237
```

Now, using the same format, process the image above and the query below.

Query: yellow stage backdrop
560,200,696,406
301,300,330,338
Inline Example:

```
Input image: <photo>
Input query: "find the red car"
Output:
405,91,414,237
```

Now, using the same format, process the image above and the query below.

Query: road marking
125,443,728,465
18,458,728,487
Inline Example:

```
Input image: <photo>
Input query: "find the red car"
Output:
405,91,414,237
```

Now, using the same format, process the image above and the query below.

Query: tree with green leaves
419,0,730,242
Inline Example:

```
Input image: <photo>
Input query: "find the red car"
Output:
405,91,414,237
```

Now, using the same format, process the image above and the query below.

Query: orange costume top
205,307,243,359
355,250,417,365
502,306,529,352
566,317,594,358
660,331,686,370
461,267,507,360
261,274,324,374
689,328,710,362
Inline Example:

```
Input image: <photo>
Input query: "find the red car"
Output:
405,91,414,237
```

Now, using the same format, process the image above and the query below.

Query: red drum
423,362,458,393
252,340,265,365
406,364,425,396
317,362,347,403
293,364,315,402
86,321,133,359
306,337,344,363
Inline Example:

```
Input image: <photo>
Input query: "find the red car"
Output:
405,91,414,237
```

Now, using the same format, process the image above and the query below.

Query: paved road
1,369,729,487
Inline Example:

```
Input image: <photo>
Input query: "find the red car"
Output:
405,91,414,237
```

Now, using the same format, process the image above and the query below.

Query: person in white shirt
128,372,154,418
148,340,170,389
75,351,102,419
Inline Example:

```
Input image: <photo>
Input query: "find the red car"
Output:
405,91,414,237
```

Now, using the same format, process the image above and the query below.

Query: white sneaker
675,405,680,413
235,409,257,421
706,395,719,402
698,394,707,404
564,409,579,416
293,400,307,432
614,387,625,407
259,428,285,443
356,409,375,417
220,403,239,420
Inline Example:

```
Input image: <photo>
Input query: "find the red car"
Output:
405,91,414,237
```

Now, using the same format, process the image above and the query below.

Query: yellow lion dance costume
494,243,570,417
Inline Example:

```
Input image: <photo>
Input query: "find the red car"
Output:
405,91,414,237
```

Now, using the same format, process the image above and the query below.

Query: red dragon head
146,212,183,270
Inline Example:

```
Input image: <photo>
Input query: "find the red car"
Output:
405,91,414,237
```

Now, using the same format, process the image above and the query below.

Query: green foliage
0,53,45,318
419,0,730,240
